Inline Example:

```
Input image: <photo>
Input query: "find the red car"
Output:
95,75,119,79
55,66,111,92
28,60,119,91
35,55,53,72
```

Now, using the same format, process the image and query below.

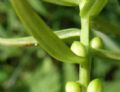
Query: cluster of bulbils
65,79,102,92
65,37,104,92
71,37,104,57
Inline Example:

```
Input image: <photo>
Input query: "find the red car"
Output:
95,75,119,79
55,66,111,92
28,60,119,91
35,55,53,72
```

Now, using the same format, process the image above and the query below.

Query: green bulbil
91,37,104,49
87,79,103,92
71,41,87,57
65,81,81,92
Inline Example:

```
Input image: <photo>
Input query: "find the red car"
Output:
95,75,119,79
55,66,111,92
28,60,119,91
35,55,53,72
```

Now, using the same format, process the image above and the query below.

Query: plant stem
79,17,91,92
80,18,90,48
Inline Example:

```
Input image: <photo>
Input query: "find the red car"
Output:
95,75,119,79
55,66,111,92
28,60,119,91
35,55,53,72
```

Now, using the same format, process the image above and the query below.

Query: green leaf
80,0,94,17
80,0,108,17
91,16,120,35
10,0,85,64
0,28,80,46
92,31,120,62
2,15,120,47
88,0,108,17
29,0,48,16
43,0,79,6
92,48,120,62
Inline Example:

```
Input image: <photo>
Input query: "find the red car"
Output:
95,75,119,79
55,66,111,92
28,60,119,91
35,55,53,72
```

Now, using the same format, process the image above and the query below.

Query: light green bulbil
91,37,104,49
65,81,81,92
87,79,103,92
71,41,87,57
43,0,79,6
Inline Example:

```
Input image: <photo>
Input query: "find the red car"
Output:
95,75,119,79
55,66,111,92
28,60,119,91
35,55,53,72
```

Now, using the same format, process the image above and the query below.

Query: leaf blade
10,0,84,64
43,0,79,6
91,16,120,35
92,48,120,62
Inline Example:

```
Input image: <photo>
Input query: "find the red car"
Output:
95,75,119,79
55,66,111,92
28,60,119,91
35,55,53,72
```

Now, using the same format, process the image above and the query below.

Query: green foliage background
0,0,120,92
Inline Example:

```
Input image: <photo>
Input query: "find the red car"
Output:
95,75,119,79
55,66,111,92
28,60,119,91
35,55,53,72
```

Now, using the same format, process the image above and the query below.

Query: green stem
80,18,90,47
79,17,91,92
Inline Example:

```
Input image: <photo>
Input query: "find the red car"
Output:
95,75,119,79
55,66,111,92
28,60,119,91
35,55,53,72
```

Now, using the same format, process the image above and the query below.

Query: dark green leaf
92,16,120,35
29,0,48,16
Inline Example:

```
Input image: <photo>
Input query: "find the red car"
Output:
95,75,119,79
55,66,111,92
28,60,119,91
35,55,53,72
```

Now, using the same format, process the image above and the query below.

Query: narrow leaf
0,37,36,46
91,16,120,35
80,0,108,17
0,28,80,46
2,15,120,47
92,48,120,62
10,0,84,64
43,0,79,6
29,0,48,16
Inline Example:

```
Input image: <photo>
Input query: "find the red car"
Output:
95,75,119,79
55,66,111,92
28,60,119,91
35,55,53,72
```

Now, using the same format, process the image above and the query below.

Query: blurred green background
0,0,120,92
